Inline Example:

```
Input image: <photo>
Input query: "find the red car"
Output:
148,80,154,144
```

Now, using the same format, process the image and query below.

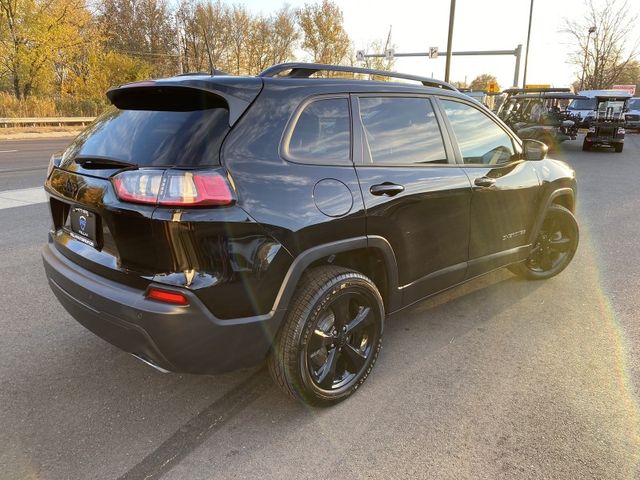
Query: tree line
1,0,637,118
0,0,386,108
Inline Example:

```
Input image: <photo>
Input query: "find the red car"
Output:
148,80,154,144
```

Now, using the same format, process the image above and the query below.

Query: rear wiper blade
74,155,138,169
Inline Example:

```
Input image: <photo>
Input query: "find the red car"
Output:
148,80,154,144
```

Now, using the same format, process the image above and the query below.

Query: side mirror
522,138,548,161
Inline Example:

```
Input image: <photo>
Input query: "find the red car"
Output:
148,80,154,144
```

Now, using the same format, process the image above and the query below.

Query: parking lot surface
1,134,639,479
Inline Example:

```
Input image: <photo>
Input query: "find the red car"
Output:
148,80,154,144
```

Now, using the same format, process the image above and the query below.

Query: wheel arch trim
528,187,576,244
271,236,401,316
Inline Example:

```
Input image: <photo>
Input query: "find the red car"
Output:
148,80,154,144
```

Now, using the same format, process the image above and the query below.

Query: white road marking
0,186,47,210
0,149,19,153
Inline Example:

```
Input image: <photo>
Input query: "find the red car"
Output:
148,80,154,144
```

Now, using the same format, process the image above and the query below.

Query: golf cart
499,92,585,148
496,87,571,121
582,92,631,152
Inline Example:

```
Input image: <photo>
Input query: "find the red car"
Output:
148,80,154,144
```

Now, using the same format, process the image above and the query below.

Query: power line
107,48,180,58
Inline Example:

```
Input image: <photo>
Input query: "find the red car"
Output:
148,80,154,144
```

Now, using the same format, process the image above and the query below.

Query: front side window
441,99,516,165
287,98,350,165
358,97,447,165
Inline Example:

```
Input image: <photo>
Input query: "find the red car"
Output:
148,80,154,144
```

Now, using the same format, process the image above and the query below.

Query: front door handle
370,183,405,197
474,176,496,188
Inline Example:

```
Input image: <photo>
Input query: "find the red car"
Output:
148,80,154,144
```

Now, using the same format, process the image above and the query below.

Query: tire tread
268,265,383,406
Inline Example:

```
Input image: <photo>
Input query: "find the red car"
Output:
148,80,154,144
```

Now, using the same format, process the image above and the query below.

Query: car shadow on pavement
6,269,548,480
117,269,549,479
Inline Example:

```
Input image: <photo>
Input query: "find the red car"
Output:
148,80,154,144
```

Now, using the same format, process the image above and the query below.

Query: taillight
112,170,234,207
147,287,189,305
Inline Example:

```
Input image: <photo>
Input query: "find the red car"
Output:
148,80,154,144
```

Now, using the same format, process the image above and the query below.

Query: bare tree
195,0,230,72
615,59,639,87
97,0,176,77
564,0,639,90
361,40,396,73
227,4,249,74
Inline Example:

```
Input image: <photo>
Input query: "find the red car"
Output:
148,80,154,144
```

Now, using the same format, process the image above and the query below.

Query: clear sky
238,0,640,88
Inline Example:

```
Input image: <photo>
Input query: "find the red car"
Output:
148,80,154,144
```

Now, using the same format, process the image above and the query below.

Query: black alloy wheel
268,266,383,406
509,204,579,280
305,291,378,391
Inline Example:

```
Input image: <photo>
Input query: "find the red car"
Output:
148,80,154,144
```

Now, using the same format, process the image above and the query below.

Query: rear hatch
45,76,262,289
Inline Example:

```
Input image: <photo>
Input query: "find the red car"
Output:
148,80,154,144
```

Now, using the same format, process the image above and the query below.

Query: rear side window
441,99,516,165
286,98,351,165
64,107,230,167
358,97,447,165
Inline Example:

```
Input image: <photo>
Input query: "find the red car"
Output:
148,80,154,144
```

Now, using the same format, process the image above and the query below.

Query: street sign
356,50,365,62
385,48,395,61
428,47,438,59
487,81,499,93
613,84,636,95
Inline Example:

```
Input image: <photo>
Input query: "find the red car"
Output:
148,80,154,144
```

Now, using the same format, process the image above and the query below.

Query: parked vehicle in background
42,63,579,406
625,97,640,131
497,87,571,122
583,92,631,152
567,95,597,127
571,90,632,128
499,92,584,148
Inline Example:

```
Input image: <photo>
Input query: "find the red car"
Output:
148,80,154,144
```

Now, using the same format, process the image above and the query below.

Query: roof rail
258,63,458,91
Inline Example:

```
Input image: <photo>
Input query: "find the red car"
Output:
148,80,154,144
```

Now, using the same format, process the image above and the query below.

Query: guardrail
0,117,95,128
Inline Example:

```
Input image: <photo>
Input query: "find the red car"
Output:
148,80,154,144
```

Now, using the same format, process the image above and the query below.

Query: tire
509,204,579,280
582,140,590,151
614,144,623,153
268,265,384,407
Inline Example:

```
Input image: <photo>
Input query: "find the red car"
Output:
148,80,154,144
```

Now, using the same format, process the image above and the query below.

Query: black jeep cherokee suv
42,63,578,406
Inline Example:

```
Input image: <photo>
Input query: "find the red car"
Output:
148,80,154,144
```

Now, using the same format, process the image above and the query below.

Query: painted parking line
0,150,19,153
0,186,47,210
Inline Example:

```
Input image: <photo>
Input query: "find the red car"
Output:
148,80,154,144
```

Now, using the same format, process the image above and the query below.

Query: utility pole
522,0,534,88
580,26,596,91
176,14,183,74
444,0,456,82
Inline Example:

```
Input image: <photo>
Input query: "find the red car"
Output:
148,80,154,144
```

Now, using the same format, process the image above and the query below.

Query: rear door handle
474,176,496,188
370,183,405,197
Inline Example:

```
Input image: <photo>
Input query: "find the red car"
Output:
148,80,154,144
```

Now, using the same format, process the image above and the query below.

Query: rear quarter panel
221,80,367,257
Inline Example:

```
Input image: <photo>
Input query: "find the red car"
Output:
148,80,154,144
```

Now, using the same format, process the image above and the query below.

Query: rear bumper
42,242,281,374
584,136,623,146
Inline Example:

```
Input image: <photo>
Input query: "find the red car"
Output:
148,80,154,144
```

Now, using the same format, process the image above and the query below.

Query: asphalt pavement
1,133,639,479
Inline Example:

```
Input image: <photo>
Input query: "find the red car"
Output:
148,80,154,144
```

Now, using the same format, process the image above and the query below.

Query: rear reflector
113,169,234,207
147,288,189,305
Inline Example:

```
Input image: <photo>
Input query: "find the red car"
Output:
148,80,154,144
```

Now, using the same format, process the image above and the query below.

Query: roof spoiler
106,77,262,126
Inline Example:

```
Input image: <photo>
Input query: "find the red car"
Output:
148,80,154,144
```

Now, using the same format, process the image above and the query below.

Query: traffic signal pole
522,0,535,88
362,46,523,87
444,0,456,82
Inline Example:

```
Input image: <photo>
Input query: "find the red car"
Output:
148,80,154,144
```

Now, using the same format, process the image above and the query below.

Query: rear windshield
568,98,596,110
629,99,640,110
64,107,230,167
